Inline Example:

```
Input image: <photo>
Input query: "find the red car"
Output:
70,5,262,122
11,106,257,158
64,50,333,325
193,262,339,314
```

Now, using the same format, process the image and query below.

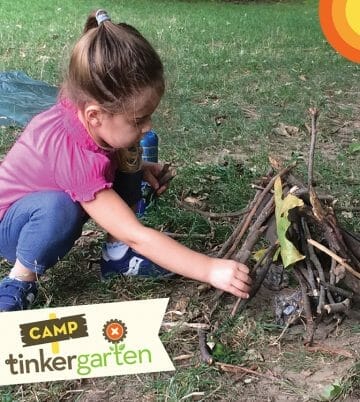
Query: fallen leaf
273,122,300,137
184,196,204,207
268,156,283,170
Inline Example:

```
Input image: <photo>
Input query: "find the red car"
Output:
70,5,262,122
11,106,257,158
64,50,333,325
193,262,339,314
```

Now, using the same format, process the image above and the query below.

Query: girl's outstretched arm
81,189,251,298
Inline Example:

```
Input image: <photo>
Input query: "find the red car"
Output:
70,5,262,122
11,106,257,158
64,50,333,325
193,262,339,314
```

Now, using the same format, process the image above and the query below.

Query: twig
294,265,316,345
330,258,336,286
294,188,335,203
225,195,274,259
180,392,205,401
305,342,353,358
173,354,195,361
198,329,213,365
177,199,249,219
307,239,360,280
216,190,263,258
308,107,320,189
270,311,302,346
319,280,354,300
302,221,326,313
162,322,210,331
251,184,274,194
322,315,345,339
231,243,279,317
300,218,317,294
214,362,279,381
234,198,275,261
158,163,176,187
163,232,209,239
324,298,351,314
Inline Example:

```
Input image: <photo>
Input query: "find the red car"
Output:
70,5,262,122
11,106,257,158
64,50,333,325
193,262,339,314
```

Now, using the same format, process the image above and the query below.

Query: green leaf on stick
274,177,305,268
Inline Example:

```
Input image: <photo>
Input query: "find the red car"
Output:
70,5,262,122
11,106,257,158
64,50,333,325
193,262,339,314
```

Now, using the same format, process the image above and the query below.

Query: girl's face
89,86,162,150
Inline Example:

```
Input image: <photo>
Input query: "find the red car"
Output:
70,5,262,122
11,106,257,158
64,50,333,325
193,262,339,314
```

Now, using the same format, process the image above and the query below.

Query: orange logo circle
102,319,127,343
319,0,360,63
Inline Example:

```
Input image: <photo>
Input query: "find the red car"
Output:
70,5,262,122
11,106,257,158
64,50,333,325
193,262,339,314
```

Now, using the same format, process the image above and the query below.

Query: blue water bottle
136,130,158,217
141,129,158,163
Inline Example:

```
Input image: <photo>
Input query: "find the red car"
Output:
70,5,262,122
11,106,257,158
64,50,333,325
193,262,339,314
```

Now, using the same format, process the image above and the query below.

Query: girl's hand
208,258,252,299
142,161,171,195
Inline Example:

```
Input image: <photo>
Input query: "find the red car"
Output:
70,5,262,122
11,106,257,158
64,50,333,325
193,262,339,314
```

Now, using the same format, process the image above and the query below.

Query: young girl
0,9,251,312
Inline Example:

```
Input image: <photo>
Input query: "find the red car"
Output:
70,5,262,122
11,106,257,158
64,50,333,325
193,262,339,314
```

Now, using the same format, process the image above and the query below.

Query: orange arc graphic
332,0,360,50
319,0,360,63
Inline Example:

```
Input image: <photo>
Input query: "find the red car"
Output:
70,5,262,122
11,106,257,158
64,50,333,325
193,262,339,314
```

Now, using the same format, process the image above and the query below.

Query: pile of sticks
207,108,360,348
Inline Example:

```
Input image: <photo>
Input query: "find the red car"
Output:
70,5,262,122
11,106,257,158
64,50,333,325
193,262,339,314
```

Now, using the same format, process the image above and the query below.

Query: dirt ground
68,277,360,402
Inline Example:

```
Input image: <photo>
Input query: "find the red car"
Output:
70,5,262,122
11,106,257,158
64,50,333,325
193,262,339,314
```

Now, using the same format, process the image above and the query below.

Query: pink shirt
0,98,116,220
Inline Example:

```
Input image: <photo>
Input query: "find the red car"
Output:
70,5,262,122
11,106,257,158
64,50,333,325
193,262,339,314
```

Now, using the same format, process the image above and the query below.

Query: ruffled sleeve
54,137,115,202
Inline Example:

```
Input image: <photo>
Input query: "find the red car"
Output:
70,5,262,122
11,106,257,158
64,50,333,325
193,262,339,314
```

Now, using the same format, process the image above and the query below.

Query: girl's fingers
236,263,249,274
231,277,251,294
234,265,252,285
143,169,159,190
229,284,250,299
156,184,168,195
234,269,252,285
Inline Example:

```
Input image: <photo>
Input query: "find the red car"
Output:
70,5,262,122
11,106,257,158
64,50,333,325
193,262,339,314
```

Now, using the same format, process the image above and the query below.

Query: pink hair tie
95,9,111,25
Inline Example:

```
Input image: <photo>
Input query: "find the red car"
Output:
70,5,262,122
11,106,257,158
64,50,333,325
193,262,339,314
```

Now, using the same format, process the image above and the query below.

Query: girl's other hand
142,161,172,195
208,258,252,299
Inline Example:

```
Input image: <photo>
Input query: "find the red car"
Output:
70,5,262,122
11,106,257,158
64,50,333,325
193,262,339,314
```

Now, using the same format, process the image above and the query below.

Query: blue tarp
0,71,58,127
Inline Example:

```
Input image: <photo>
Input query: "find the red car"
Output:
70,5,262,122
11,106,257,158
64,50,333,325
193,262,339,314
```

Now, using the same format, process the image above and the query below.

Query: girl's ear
84,104,103,127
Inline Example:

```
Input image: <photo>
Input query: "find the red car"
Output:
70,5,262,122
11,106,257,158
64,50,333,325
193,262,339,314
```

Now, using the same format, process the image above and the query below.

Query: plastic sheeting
0,71,57,127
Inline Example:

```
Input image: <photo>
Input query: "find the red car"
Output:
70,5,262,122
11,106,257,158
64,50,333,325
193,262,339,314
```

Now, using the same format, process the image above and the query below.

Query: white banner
0,298,174,385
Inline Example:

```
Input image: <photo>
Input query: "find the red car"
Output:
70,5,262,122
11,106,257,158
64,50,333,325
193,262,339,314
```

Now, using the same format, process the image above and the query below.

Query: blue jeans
0,170,143,275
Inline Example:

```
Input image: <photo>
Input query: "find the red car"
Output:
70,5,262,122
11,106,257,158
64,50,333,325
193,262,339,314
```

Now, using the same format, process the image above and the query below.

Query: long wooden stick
307,239,360,280
319,280,355,300
214,362,279,381
177,199,249,219
308,108,319,189
231,243,279,317
294,266,315,345
216,190,263,258
302,221,326,313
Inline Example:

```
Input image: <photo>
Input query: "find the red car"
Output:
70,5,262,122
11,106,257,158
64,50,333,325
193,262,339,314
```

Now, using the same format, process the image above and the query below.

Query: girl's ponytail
63,9,164,113
83,9,111,33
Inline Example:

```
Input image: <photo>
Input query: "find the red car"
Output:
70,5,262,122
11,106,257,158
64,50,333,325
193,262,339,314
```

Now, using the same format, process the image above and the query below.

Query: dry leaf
273,123,300,137
268,156,283,170
184,196,204,207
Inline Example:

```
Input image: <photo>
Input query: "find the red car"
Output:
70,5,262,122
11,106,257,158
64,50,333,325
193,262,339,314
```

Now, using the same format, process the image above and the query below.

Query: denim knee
0,191,86,274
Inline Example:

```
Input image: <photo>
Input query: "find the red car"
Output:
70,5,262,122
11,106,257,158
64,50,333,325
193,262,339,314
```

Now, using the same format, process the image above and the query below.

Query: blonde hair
115,145,142,173
62,10,164,172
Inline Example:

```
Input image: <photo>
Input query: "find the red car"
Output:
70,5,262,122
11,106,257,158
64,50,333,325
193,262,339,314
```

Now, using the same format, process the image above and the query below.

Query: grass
0,0,360,401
